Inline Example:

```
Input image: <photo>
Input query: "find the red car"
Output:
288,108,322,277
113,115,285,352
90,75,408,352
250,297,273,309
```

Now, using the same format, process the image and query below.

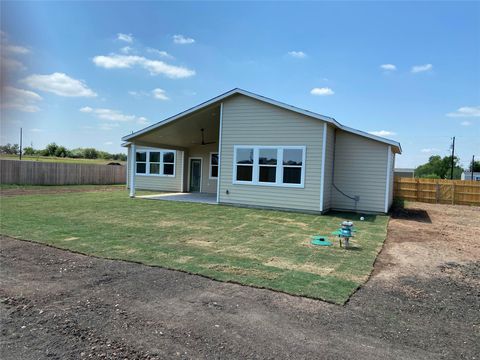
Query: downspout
384,146,392,213
319,122,327,212
129,143,136,198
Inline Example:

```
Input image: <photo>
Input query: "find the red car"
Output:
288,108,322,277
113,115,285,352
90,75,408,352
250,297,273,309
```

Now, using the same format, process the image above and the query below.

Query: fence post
452,183,455,205
435,182,440,204
415,178,419,202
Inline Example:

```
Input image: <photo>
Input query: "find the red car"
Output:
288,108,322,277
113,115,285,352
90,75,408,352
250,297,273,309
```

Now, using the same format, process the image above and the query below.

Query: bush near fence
394,177,480,206
0,159,126,185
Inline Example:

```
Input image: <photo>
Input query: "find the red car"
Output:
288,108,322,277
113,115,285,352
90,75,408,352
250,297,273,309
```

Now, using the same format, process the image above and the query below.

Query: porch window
136,151,147,174
163,151,175,175
233,146,305,187
210,153,219,179
149,152,161,175
135,148,176,176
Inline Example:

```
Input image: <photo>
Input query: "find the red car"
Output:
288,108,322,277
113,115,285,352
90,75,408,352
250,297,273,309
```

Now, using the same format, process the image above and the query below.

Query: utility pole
450,136,455,180
472,155,475,180
19,127,23,161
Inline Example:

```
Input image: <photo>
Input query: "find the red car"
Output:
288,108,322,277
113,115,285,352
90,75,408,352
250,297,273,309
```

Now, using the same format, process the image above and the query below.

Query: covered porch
125,103,221,200
137,192,217,204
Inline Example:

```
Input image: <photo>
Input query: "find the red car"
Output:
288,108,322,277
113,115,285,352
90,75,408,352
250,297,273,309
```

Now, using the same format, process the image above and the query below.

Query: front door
189,159,201,192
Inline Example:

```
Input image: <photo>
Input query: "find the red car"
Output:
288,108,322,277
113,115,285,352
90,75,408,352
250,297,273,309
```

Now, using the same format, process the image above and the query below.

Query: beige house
122,89,401,213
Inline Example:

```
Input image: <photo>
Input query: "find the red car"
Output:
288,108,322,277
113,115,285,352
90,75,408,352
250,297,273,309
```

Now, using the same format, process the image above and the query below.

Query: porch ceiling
134,105,220,149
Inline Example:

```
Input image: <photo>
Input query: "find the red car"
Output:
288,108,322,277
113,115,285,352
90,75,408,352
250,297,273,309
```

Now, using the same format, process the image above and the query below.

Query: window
135,148,176,176
236,148,254,182
259,148,277,183
136,151,147,174
282,148,303,184
149,152,160,174
210,153,219,179
233,146,305,187
163,151,175,175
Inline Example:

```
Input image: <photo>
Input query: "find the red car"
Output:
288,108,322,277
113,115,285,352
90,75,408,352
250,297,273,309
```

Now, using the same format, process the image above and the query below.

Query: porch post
129,143,136,198
216,102,224,203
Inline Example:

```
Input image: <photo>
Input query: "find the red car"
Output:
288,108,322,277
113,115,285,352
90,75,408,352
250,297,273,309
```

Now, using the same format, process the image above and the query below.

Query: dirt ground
1,202,479,359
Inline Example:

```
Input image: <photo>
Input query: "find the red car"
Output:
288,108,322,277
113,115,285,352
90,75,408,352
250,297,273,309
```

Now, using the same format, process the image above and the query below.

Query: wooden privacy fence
394,177,480,206
0,159,126,185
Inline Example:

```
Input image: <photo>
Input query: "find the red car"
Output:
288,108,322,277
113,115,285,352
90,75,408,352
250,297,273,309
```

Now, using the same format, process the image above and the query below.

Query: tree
83,148,98,159
415,155,463,179
23,146,36,155
0,143,20,155
469,160,480,172
54,146,68,158
43,143,59,156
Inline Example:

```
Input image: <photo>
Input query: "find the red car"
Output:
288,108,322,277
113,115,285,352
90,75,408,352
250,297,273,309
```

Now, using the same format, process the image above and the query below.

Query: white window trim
135,147,176,177
232,145,306,188
209,152,219,180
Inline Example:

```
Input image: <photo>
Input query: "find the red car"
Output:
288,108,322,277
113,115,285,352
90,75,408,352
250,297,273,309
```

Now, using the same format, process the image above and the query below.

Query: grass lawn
0,154,125,165
0,188,389,304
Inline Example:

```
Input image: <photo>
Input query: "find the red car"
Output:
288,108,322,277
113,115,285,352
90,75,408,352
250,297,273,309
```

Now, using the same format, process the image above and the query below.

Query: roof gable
122,88,401,153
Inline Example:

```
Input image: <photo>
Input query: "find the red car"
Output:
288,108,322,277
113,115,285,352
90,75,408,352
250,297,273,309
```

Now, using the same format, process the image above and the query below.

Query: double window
135,149,175,176
233,146,305,187
210,153,219,179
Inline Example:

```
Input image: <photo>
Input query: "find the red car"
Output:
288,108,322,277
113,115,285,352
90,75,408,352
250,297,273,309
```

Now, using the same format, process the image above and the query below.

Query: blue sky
1,1,479,168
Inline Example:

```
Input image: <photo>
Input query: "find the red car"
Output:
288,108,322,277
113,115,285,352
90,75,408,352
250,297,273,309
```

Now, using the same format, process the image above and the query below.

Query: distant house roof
122,88,402,153
395,168,415,172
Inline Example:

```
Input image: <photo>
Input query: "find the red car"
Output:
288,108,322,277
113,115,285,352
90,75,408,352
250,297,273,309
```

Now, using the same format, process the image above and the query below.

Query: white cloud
310,87,334,96
29,128,44,132
288,51,307,59
120,46,133,54
461,121,472,126
92,54,195,78
117,33,133,43
92,108,136,122
1,86,42,112
446,106,480,118
80,106,147,126
173,34,195,44
137,117,148,125
5,44,29,54
0,33,29,71
22,72,97,97
79,106,93,113
1,57,26,71
104,141,113,145
368,130,396,137
99,123,120,131
380,64,396,71
411,63,433,73
152,88,169,100
147,48,174,59
421,148,440,153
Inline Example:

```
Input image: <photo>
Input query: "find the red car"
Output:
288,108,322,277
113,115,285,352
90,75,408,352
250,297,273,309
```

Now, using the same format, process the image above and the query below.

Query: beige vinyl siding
187,143,218,193
219,94,323,212
331,131,388,213
127,145,183,192
322,125,335,211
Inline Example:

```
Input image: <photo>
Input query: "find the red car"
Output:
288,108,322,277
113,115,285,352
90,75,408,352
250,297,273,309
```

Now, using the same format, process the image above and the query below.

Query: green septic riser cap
311,236,332,246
